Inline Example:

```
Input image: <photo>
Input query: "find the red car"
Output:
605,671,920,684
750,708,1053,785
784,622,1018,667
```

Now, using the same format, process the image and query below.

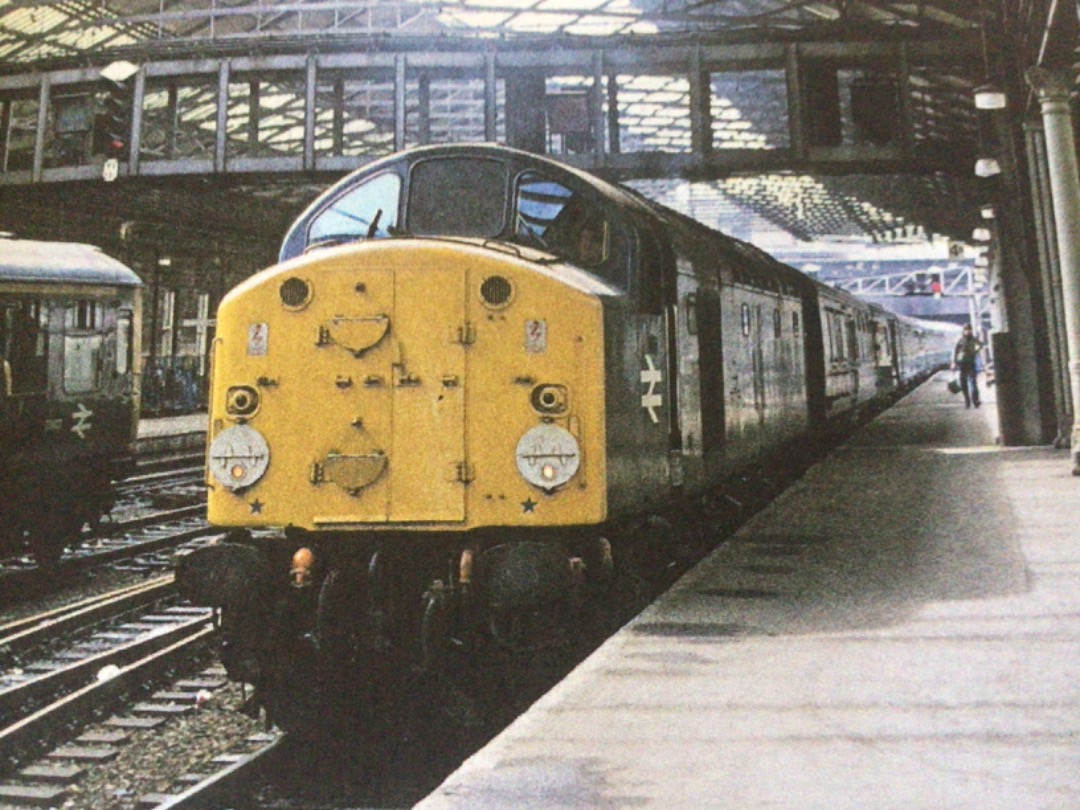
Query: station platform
135,411,207,455
417,374,1080,810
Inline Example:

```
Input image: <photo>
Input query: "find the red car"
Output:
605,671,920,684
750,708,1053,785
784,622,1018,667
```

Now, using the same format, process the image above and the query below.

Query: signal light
96,77,132,161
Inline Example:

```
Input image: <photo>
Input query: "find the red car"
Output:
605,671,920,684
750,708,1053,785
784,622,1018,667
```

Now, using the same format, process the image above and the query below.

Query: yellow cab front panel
206,239,607,532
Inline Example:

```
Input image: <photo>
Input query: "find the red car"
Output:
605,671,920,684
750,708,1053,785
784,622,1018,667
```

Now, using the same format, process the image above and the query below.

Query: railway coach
178,144,956,728
0,238,142,567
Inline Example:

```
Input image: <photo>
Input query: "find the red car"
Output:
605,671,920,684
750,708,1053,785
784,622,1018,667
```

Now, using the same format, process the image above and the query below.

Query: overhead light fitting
980,204,996,219
975,157,1001,177
975,253,989,268
158,256,172,267
974,83,1007,110
972,227,992,242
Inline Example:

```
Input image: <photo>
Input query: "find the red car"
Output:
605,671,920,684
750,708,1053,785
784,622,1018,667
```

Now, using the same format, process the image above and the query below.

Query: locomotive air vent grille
280,277,312,309
480,275,513,308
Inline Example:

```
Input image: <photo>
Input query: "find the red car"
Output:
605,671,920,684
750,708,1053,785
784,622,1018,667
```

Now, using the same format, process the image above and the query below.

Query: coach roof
0,239,141,287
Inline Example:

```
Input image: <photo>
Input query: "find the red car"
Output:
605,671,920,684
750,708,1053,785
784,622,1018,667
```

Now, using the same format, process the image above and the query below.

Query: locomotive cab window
307,171,401,249
513,171,628,290
409,157,507,237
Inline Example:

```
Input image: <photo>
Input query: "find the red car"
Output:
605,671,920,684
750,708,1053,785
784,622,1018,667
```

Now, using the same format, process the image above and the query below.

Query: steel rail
0,609,212,721
0,624,215,769
154,732,288,809
0,576,175,658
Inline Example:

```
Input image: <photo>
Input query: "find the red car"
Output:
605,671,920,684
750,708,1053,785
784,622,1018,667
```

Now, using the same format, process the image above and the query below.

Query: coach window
1,298,48,395
307,172,400,248
116,310,133,376
64,301,102,394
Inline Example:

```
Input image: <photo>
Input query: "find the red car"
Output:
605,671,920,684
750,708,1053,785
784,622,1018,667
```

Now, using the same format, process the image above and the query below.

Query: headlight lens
226,385,259,417
209,424,270,491
515,424,580,490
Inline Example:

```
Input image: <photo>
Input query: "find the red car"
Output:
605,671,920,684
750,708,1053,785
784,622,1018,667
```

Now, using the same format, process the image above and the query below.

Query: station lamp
980,204,996,219
974,253,990,268
972,227,992,242
975,157,1001,177
974,83,1008,110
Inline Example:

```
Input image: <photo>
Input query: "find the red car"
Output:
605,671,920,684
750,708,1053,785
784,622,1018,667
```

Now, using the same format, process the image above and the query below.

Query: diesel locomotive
178,144,956,727
1,238,142,567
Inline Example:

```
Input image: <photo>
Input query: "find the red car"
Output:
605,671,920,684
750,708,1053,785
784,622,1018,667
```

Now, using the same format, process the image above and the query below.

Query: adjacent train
178,144,956,727
0,239,142,567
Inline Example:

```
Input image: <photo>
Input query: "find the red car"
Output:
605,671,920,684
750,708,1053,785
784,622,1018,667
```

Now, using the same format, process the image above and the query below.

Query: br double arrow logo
70,403,93,439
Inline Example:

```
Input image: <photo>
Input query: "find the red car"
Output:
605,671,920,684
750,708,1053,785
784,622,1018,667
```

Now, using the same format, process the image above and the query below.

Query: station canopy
0,1,1074,269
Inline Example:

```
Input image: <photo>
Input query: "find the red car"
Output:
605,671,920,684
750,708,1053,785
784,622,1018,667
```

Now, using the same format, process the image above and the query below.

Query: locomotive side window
307,171,401,248
409,157,507,237
0,298,48,395
515,173,608,265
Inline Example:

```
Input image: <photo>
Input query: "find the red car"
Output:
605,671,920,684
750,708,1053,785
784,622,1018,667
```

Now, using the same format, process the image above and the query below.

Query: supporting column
214,61,229,173
504,70,546,154
418,74,431,145
606,73,620,155
394,55,406,151
1027,67,1080,472
130,67,145,173
248,79,261,152
484,53,497,142
1,99,11,172
591,51,605,162
33,75,49,182
1024,121,1072,445
332,75,344,156
304,56,317,171
165,83,178,161
688,47,712,165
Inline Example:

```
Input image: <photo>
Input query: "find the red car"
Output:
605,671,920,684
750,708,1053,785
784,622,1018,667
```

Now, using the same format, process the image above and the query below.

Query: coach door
752,304,766,428
387,265,467,522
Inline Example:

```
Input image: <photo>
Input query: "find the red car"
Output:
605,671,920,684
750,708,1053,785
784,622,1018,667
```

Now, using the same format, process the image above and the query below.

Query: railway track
0,513,219,607
0,576,288,809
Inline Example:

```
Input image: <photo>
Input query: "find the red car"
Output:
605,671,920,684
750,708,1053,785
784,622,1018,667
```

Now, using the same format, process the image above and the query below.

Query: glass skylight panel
538,0,610,10
440,10,514,27
504,12,579,31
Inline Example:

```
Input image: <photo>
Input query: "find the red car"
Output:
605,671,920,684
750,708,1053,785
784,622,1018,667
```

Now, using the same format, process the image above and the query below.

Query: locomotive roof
0,239,141,287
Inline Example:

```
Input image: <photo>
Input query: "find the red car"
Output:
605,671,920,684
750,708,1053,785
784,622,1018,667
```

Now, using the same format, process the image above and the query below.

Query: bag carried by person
947,374,962,395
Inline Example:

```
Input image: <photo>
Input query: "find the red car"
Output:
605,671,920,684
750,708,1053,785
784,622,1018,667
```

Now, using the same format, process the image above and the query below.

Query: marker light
209,424,270,491
515,424,581,490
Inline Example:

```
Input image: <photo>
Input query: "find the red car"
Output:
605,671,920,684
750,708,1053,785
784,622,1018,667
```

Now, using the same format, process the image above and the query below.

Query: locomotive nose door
387,263,467,522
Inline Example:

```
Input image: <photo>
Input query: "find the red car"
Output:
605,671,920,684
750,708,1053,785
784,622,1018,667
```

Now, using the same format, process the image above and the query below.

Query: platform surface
417,375,1080,810
137,412,207,439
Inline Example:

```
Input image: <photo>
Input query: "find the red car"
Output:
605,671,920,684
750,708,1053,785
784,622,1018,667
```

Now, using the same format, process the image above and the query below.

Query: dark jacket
954,334,983,364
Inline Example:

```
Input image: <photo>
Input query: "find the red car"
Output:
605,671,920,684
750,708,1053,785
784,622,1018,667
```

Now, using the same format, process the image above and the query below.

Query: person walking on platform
953,324,984,408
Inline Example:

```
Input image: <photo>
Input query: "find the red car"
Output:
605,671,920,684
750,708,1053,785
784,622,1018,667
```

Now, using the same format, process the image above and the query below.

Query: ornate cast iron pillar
1027,67,1080,472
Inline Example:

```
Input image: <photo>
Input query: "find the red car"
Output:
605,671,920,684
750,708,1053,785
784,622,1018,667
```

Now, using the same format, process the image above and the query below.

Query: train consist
0,239,142,566
178,144,956,727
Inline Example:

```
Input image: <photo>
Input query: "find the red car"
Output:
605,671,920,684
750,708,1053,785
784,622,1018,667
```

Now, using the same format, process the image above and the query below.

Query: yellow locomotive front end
206,238,606,535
